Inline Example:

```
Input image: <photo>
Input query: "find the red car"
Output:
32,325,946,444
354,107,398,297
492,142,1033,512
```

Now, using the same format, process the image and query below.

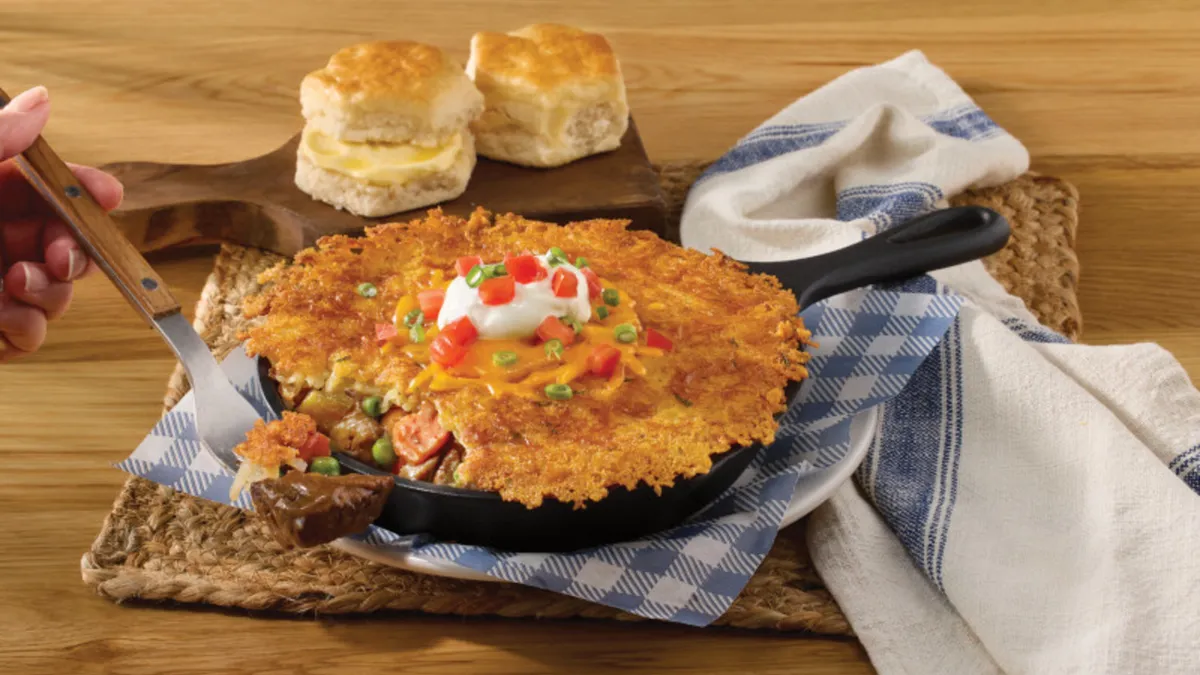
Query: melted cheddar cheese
390,279,659,399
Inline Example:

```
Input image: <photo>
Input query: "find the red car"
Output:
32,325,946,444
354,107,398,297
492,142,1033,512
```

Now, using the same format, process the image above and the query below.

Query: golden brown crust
303,41,464,105
241,209,811,508
469,24,622,92
234,412,316,467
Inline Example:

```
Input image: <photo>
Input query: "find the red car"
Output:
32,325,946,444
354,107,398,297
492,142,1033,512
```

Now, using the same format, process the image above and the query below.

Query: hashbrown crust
241,209,811,508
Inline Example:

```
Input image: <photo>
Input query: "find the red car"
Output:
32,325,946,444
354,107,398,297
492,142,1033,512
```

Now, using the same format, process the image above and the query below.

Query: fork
1,86,260,474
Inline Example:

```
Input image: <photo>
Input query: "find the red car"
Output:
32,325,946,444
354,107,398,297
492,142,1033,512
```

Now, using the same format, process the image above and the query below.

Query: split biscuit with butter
295,41,484,217
466,24,629,168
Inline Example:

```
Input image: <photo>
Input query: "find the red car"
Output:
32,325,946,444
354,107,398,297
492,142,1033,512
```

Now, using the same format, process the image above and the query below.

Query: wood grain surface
2,1,1199,673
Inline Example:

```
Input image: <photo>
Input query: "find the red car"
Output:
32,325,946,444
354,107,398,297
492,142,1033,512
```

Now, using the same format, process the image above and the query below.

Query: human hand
1,86,124,360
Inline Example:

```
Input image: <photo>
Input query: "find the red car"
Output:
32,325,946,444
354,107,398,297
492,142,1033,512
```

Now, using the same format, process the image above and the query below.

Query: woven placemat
81,163,1080,632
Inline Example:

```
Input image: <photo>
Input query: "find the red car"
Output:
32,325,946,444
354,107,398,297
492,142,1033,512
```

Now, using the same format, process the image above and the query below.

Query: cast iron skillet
256,206,1009,552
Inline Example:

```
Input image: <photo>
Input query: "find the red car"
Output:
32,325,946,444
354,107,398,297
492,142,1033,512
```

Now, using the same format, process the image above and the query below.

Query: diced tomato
430,333,468,367
504,253,543,284
441,316,478,346
375,322,398,342
551,268,578,298
479,276,516,305
536,316,576,345
384,404,452,465
645,328,675,351
455,256,483,277
581,268,602,299
417,289,445,319
297,432,332,463
587,344,621,377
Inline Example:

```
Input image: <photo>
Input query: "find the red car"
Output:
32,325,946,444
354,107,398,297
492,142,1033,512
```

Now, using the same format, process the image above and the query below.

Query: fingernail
3,86,49,114
67,249,85,280
21,263,48,293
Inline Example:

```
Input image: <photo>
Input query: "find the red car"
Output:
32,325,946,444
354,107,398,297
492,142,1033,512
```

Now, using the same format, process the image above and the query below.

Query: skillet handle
743,206,1010,307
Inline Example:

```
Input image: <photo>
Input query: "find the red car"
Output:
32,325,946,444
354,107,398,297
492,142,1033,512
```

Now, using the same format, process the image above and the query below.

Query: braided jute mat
82,162,1080,633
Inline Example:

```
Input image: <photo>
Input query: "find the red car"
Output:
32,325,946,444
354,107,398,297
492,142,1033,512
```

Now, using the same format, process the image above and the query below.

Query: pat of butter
299,128,462,184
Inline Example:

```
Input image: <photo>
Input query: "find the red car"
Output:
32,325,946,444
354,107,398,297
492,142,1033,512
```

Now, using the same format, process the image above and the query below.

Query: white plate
335,408,877,582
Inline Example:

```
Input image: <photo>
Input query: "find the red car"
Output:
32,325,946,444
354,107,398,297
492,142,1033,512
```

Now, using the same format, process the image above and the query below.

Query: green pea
544,339,564,360
465,265,485,288
310,456,341,476
403,308,424,327
575,257,589,268
544,383,574,401
614,323,637,344
602,288,620,307
356,282,378,298
372,436,397,468
595,306,609,320
409,323,426,344
492,350,519,367
361,396,383,417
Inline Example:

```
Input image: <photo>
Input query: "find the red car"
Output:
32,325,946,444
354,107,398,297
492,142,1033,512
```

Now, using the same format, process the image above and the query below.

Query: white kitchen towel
682,50,1200,675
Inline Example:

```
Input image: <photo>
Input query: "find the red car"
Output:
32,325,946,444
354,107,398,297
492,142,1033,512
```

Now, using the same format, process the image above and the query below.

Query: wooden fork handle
1,85,180,324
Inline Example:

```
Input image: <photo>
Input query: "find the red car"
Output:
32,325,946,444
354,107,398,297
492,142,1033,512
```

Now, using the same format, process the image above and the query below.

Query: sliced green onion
490,263,507,277
492,350,519,367
560,315,583,334
403,308,424,327
451,467,463,486
544,339,564,360
595,306,610,320
575,257,589,268
409,323,426,344
371,436,396,468
614,323,637,343
602,288,620,307
545,383,574,401
361,396,383,417
547,246,568,266
356,282,378,298
310,456,341,476
465,265,485,288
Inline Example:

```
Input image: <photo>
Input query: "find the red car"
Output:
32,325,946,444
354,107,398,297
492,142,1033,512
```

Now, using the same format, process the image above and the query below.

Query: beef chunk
250,471,393,548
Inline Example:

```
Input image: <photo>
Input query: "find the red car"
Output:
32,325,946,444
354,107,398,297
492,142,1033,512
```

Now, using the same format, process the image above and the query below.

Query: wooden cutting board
101,118,667,256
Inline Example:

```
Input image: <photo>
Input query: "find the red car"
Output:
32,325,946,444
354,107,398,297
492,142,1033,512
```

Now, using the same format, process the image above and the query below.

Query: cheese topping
402,319,661,399
299,127,462,184
387,258,662,399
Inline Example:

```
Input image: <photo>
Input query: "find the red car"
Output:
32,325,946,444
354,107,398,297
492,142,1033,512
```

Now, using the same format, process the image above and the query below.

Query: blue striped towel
684,50,1200,673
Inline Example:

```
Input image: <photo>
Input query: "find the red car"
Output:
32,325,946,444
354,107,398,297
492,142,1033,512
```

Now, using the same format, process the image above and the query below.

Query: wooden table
3,2,1198,672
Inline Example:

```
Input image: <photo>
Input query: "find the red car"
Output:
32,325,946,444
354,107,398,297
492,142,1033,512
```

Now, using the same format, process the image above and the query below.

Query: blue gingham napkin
119,280,958,626
684,50,1200,673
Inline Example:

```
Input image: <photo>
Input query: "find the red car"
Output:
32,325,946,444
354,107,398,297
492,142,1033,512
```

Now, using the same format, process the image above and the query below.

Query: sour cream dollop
437,253,591,340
